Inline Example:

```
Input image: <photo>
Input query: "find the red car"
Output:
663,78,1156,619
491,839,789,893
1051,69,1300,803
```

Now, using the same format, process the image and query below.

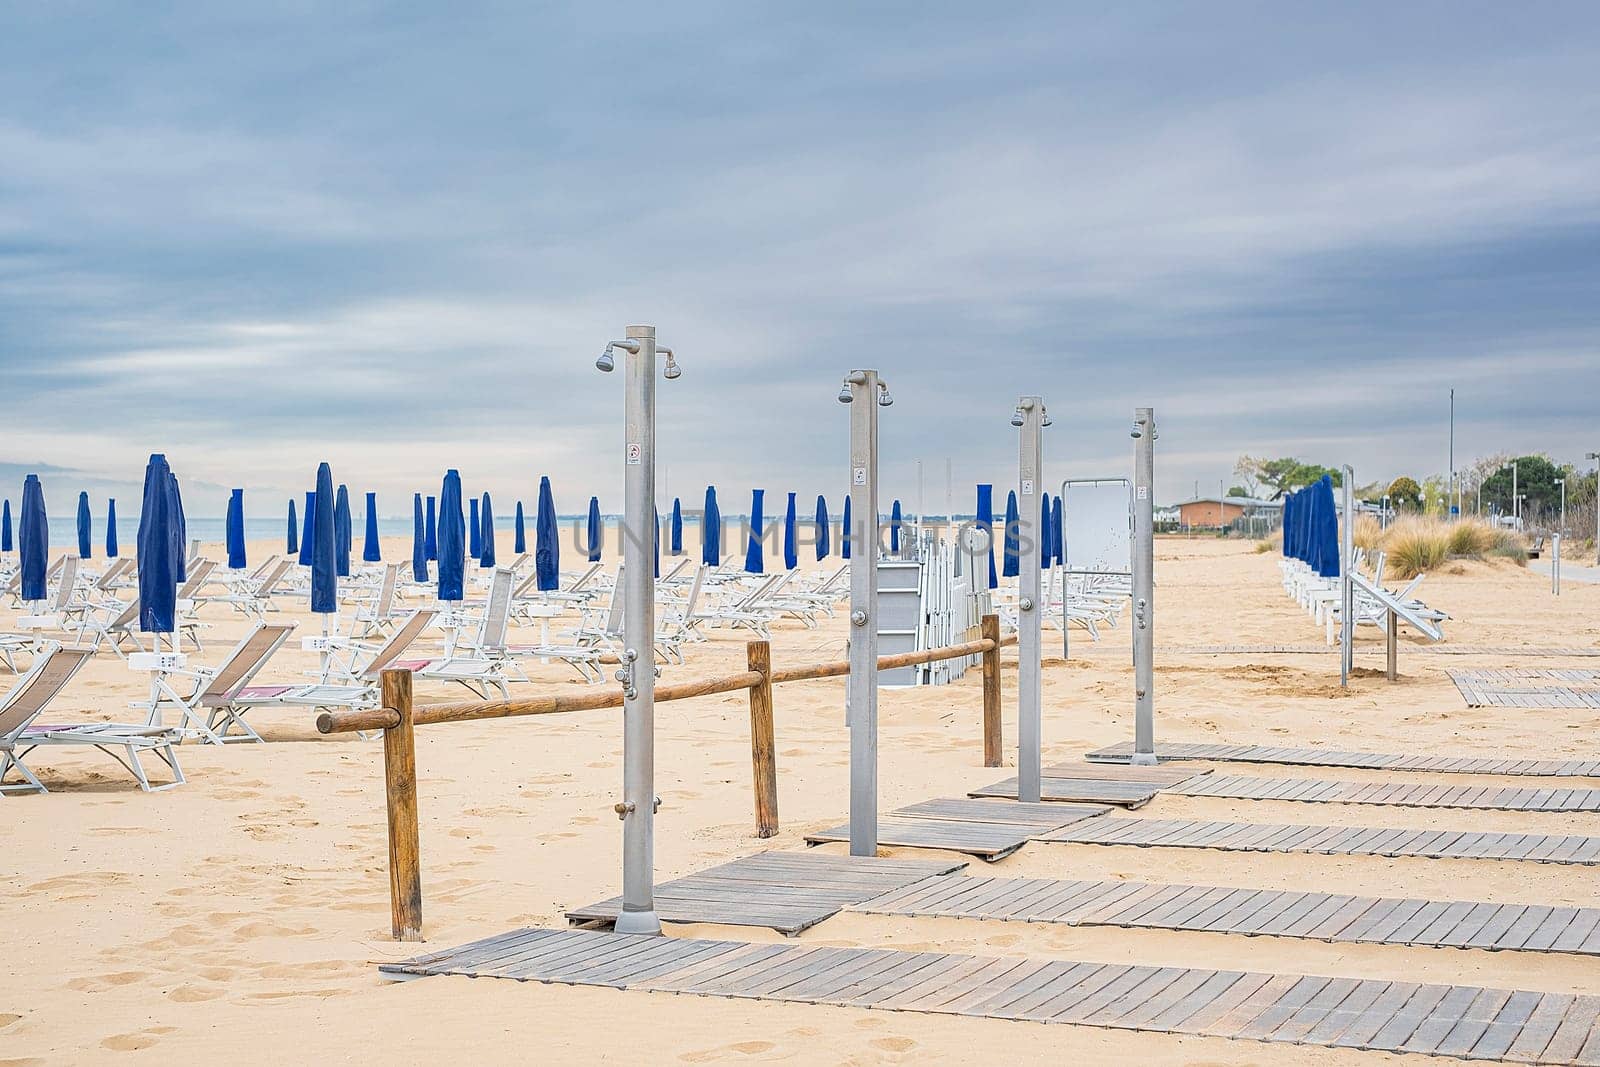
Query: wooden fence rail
319,615,1012,940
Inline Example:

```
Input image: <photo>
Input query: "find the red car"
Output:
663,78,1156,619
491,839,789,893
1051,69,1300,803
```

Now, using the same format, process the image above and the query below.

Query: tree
1387,476,1422,510
1236,455,1343,498
1226,485,1249,498
1477,454,1567,517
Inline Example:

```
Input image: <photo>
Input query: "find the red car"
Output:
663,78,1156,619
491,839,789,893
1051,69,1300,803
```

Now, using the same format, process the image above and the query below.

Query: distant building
1173,496,1281,530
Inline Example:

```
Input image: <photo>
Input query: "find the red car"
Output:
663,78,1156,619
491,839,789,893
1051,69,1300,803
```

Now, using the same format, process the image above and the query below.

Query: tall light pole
1012,396,1049,801
1555,477,1566,596
1130,408,1157,766
595,325,681,936
1511,461,1519,525
1588,453,1600,566
1448,388,1456,518
1340,466,1355,687
840,369,890,856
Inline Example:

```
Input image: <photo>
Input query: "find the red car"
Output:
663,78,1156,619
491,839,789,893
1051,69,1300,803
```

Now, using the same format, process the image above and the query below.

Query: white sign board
1061,478,1132,576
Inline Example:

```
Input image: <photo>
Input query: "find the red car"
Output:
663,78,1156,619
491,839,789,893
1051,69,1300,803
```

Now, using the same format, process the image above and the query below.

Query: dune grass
1379,516,1525,578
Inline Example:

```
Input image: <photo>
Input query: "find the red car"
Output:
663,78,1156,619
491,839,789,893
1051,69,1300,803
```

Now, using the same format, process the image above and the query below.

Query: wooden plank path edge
850,875,1600,957
803,798,1111,862
1086,742,1600,778
1036,817,1600,866
566,852,967,935
380,927,1600,1064
1167,774,1600,812
1166,645,1600,657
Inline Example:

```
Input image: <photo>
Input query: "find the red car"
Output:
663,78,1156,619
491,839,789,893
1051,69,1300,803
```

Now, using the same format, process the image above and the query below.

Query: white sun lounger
1,645,187,795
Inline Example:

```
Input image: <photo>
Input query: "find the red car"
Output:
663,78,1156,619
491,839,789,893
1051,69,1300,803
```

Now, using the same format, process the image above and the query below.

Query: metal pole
1340,466,1354,687
1131,407,1157,765
1513,462,1519,525
1589,453,1600,566
843,369,886,856
596,324,679,936
1554,533,1561,596
1448,388,1455,518
1014,396,1045,802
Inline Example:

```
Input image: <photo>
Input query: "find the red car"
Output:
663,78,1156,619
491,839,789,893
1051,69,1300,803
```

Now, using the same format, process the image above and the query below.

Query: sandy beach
2,535,1597,1064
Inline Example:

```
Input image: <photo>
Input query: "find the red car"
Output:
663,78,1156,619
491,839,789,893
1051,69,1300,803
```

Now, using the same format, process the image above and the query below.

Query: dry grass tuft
1376,516,1527,578
1352,513,1382,551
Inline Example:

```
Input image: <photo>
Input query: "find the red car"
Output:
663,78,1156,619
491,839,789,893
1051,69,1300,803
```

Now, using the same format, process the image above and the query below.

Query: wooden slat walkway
1087,742,1600,778
1449,669,1600,710
970,761,1210,808
851,875,1600,956
1036,817,1600,865
1168,644,1600,657
1168,774,1600,812
565,852,966,935
381,927,1600,1063
804,798,1109,861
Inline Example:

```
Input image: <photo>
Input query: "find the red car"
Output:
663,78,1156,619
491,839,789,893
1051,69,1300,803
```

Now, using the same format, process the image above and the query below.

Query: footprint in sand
66,972,145,993
100,1031,161,1052
0,1012,24,1029
166,984,223,1003
679,1040,776,1062
869,1037,918,1053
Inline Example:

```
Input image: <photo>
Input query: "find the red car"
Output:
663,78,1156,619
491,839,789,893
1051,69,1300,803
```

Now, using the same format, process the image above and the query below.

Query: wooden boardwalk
1087,742,1600,778
381,926,1600,1063
1168,644,1600,657
1167,774,1600,812
1449,669,1600,710
969,761,1210,808
804,798,1109,861
852,874,1600,956
1036,817,1600,865
565,852,965,935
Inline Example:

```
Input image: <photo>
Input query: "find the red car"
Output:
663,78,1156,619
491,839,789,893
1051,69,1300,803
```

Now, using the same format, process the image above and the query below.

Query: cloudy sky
3,2,1598,516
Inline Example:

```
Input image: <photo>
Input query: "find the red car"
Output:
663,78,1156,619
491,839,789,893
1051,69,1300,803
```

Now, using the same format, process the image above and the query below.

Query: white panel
1061,478,1132,576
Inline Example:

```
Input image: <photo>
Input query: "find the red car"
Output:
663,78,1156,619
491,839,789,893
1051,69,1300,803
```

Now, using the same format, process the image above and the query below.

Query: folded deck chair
76,596,206,659
410,570,526,697
201,558,293,620
351,563,402,638
203,609,439,740
1,645,186,795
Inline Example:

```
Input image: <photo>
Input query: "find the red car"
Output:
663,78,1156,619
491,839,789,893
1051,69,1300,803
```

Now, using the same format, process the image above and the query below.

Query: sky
3,2,1599,516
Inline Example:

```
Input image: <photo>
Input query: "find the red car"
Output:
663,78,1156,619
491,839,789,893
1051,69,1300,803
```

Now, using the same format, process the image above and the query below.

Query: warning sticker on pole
1021,479,1034,495
1136,486,1148,499
852,467,867,485
626,443,642,465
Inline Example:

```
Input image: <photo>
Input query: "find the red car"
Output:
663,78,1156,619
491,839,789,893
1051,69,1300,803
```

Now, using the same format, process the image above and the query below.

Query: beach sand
3,536,1598,1064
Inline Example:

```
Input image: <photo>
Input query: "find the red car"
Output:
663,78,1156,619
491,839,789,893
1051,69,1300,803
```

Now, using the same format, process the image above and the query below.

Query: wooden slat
1085,741,1600,778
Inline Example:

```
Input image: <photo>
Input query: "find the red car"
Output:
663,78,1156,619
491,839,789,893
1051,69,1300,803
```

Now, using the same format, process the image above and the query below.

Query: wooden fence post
982,614,1002,767
747,640,778,838
382,668,423,941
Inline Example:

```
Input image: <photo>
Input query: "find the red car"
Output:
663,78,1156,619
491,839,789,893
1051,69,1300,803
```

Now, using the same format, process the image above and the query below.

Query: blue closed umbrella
654,507,662,578
437,471,465,601
105,498,118,557
514,501,526,554
287,499,298,555
226,489,247,570
815,495,830,560
890,499,903,555
1036,492,1050,570
700,488,719,566
1002,490,1020,577
976,484,998,590
77,491,92,559
135,457,176,633
469,495,481,560
312,464,338,613
480,492,496,568
334,484,352,578
1051,494,1064,567
1317,476,1341,578
783,492,797,570
535,476,559,591
298,492,315,566
841,496,852,560
744,489,765,574
587,495,603,563
1,499,11,553
411,494,429,582
19,475,48,603
671,498,683,555
425,496,437,560
169,474,187,583
363,492,381,562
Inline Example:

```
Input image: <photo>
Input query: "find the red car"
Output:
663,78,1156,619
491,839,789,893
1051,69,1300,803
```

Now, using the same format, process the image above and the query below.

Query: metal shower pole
1589,453,1600,566
595,324,680,936
841,369,889,856
1013,396,1047,801
1131,407,1157,766
1340,467,1354,687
